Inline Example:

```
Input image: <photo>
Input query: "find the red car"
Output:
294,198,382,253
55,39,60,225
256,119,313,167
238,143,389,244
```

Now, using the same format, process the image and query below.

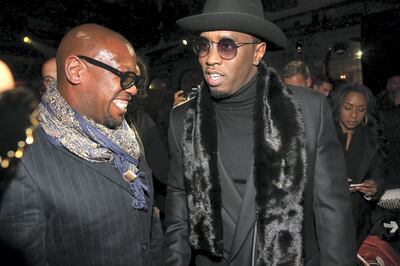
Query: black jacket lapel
229,165,256,262
218,157,242,259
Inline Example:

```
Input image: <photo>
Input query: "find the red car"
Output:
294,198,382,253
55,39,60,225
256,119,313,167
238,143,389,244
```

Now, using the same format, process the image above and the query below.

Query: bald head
55,23,139,128
57,24,135,83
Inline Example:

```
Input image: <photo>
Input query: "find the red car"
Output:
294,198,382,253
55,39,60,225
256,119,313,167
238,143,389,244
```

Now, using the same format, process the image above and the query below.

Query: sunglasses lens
121,72,137,89
193,37,210,57
217,38,237,60
121,72,145,90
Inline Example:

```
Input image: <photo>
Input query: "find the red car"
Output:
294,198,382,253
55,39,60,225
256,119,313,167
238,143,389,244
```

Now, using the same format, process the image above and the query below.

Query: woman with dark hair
330,83,386,247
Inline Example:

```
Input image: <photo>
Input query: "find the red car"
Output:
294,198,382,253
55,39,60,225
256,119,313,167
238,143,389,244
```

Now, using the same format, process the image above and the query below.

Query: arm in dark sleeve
313,97,358,265
162,108,191,266
0,162,46,265
367,151,386,200
150,207,164,266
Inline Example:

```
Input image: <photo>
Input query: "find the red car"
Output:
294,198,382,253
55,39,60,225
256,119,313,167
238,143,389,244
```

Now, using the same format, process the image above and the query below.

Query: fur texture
182,62,307,265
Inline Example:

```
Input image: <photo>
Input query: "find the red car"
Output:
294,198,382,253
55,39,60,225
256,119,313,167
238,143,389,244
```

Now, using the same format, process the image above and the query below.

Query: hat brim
177,12,287,50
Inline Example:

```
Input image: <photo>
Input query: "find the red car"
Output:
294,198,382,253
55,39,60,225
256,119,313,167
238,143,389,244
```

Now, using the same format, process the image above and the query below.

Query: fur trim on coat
182,62,308,265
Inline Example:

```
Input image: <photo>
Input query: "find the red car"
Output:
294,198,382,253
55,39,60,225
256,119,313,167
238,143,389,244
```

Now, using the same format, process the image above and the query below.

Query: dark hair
330,83,386,160
135,55,149,98
125,55,151,141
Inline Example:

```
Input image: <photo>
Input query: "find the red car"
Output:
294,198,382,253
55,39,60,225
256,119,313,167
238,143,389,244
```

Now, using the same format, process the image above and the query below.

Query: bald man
0,24,162,266
40,57,57,93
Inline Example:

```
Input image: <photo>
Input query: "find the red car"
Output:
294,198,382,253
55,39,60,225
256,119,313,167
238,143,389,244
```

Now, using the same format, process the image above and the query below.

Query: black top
214,75,257,195
337,124,365,181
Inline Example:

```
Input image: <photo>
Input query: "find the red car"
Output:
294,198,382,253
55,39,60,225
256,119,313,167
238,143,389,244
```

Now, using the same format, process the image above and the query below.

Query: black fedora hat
177,0,287,50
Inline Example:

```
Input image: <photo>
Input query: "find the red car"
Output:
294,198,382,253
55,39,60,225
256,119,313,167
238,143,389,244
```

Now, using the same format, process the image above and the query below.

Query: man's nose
206,44,222,65
125,85,138,96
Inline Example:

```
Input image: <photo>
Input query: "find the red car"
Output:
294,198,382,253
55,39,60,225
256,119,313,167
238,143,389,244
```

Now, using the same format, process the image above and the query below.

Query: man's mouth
113,99,129,112
206,72,224,87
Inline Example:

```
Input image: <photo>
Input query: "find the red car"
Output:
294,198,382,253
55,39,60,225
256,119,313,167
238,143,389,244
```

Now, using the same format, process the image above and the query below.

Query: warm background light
23,36,32,44
355,50,363,59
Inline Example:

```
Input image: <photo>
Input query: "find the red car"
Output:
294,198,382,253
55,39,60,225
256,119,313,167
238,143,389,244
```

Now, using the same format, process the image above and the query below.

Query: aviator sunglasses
77,55,144,90
193,37,261,60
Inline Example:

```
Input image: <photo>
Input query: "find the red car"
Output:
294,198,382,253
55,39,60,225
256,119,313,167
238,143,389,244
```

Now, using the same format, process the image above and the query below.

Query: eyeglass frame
77,55,143,90
193,37,262,60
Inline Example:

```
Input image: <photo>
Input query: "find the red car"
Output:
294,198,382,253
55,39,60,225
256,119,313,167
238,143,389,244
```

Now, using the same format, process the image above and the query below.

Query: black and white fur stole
182,62,307,265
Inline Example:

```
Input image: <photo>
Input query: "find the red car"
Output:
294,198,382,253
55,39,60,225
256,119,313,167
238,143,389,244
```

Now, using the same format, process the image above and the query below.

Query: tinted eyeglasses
77,55,143,90
193,37,261,60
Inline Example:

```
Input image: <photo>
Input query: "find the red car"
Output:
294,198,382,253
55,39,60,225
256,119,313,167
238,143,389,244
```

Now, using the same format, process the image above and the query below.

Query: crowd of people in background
1,0,400,265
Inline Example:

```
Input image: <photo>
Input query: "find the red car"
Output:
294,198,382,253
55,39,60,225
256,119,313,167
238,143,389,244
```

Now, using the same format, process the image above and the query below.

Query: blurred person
313,75,333,97
377,74,400,186
330,83,386,247
40,57,57,94
142,77,174,152
0,24,162,266
0,60,15,94
0,87,38,179
0,60,37,266
281,60,312,88
162,0,357,265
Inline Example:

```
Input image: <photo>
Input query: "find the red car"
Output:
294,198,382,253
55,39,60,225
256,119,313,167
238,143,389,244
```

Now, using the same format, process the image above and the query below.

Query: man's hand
349,179,378,197
174,90,187,106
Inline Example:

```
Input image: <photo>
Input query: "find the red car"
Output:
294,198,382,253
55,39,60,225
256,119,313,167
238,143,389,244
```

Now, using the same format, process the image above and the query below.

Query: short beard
104,116,122,129
209,88,230,99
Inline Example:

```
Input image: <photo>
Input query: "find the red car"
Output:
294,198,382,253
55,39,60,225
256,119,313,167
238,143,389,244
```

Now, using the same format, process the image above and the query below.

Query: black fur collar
182,63,307,265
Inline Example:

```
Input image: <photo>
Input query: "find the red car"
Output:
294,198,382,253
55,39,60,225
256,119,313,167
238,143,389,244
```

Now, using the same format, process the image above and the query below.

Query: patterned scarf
38,84,148,209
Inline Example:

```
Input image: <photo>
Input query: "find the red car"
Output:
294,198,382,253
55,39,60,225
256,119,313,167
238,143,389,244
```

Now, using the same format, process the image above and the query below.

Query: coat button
142,243,147,250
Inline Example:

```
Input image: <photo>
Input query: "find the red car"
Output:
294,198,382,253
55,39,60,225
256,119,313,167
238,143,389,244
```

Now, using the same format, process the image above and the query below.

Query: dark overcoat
163,66,357,265
0,127,163,266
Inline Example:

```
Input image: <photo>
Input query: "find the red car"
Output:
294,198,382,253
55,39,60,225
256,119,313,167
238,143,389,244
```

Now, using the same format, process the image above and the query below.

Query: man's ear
65,56,84,85
254,42,266,65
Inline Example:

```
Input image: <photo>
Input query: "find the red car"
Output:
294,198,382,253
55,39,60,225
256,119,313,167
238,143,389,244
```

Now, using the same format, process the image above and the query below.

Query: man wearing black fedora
162,0,357,265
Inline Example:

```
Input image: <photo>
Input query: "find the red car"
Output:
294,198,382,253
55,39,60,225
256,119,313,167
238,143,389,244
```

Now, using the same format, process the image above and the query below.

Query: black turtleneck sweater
214,75,257,195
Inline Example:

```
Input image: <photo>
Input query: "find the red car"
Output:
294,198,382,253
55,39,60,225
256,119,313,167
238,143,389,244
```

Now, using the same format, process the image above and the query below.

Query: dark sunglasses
193,37,261,60
77,55,143,90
